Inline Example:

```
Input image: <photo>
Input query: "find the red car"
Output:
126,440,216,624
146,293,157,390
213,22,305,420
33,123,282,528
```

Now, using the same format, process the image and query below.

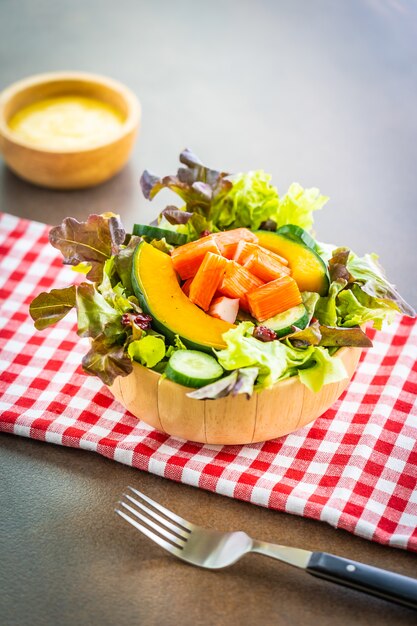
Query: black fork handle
307,552,417,610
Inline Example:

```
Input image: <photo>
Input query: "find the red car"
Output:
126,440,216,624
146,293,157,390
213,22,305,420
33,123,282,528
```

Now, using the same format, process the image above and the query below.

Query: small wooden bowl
109,346,362,445
0,71,140,189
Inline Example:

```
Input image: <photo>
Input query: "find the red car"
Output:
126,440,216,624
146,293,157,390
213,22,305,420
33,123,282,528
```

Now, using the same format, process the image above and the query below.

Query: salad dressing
8,95,125,150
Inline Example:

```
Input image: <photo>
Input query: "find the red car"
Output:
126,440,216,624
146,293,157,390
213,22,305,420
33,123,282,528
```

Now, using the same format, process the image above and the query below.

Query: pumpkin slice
132,242,234,352
255,230,329,295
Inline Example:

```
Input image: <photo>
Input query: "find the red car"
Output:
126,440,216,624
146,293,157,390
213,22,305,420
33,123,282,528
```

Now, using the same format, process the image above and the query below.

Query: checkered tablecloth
1,211,416,551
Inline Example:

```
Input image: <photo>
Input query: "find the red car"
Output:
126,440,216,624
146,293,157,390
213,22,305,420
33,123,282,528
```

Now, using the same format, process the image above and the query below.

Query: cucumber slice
165,350,224,388
132,224,188,246
261,304,309,337
276,224,319,252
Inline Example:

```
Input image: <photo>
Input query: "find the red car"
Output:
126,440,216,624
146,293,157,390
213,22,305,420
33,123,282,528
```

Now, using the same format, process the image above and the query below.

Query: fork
116,487,417,610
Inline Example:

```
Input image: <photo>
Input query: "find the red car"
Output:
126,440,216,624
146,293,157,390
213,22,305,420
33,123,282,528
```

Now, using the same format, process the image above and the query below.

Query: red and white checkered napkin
1,212,417,551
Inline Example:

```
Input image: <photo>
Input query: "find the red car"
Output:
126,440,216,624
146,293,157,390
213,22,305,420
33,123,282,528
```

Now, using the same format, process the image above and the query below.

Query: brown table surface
1,2,417,625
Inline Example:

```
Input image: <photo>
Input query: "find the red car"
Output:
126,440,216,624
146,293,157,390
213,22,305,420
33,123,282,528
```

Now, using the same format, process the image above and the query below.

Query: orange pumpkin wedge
132,242,234,352
256,230,329,295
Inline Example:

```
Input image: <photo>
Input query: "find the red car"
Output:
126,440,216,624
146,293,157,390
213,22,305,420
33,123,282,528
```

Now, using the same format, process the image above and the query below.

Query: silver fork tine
128,486,193,531
115,508,184,557
119,501,186,546
123,493,190,539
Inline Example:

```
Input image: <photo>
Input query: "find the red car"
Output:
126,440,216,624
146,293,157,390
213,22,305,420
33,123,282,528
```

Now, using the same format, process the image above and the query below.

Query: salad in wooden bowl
30,149,415,444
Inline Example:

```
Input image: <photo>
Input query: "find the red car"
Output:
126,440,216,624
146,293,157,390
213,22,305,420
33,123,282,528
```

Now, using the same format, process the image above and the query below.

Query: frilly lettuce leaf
113,235,142,293
140,148,232,218
29,286,77,330
71,262,92,274
347,252,416,317
160,206,194,225
128,335,166,368
140,151,328,238
297,347,347,393
76,282,122,340
166,335,188,357
215,322,347,392
301,291,320,324
186,367,259,400
336,286,398,330
49,213,125,282
215,322,288,388
214,177,327,232
328,247,354,283
314,248,415,331
287,321,372,348
314,280,348,327
273,183,328,231
82,337,132,386
149,238,174,255
210,170,279,230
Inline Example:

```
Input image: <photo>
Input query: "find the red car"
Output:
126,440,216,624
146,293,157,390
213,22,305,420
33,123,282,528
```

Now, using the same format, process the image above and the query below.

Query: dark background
1,0,416,306
1,2,417,625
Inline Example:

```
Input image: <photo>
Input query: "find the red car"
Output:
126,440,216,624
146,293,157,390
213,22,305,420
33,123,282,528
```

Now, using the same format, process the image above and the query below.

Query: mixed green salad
29,149,415,399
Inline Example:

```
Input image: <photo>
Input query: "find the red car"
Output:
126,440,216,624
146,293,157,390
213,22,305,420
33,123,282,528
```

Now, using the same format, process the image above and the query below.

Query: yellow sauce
8,95,125,149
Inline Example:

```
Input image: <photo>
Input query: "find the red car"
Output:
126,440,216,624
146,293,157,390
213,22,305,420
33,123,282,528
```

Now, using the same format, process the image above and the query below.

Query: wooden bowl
0,71,140,189
109,346,362,445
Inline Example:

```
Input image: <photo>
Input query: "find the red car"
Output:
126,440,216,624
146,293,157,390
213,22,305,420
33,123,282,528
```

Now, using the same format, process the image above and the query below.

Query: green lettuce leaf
347,253,415,317
273,183,328,231
71,262,92,274
128,335,166,368
29,286,77,330
140,151,329,237
210,170,279,230
314,280,348,327
215,322,347,392
287,323,322,347
75,282,136,385
301,291,320,324
215,322,289,388
297,347,347,393
76,283,122,340
165,335,188,359
113,235,142,293
337,285,397,330
314,248,415,331
149,238,174,255
98,254,142,318
49,213,125,282
209,174,327,232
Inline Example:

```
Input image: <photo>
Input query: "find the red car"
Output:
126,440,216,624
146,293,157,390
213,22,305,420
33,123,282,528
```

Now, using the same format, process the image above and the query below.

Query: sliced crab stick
171,236,220,280
219,260,263,310
208,296,240,324
213,228,258,258
189,252,228,311
243,248,291,282
247,275,302,321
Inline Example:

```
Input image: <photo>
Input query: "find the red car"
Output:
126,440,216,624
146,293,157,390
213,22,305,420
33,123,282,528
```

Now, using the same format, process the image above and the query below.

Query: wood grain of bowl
109,345,362,445
0,71,140,189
